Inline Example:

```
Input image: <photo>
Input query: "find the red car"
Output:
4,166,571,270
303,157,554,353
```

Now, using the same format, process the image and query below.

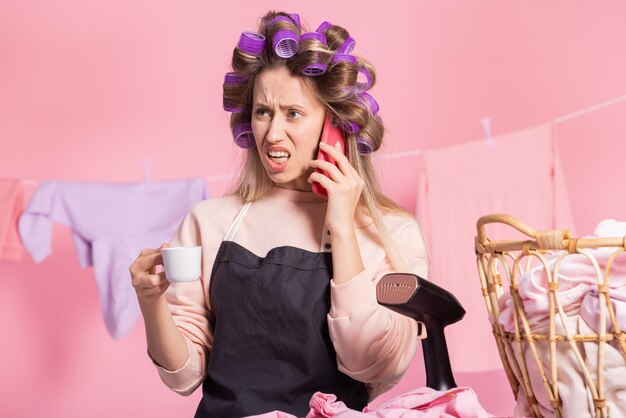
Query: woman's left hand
308,141,365,232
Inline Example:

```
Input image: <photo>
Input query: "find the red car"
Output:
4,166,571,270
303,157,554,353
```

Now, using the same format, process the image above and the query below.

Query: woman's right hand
129,243,170,303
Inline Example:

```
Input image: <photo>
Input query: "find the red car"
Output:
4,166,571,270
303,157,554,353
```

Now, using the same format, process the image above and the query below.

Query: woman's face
251,66,326,191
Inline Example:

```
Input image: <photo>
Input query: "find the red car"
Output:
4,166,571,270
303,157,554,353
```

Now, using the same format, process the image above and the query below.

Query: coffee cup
161,246,202,283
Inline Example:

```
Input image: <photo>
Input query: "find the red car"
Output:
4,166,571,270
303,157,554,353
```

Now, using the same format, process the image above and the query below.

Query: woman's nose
266,117,287,143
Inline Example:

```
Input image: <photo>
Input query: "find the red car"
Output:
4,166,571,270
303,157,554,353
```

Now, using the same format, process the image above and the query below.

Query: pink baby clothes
18,178,208,338
580,220,626,333
0,179,25,261
246,387,502,418
417,123,575,372
498,219,626,333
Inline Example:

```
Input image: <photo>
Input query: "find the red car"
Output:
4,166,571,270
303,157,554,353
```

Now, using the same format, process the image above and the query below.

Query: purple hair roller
270,15,298,28
355,67,372,93
224,72,245,86
316,21,332,33
238,31,266,56
301,32,327,46
358,92,379,115
342,120,360,134
273,29,300,58
356,137,375,155
301,62,327,76
336,36,355,54
289,13,301,30
223,98,243,113
223,72,246,112
269,15,301,41
300,33,328,76
330,53,357,65
233,122,256,148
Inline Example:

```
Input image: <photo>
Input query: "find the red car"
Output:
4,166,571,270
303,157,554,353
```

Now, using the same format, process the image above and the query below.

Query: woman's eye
256,108,269,116
289,111,302,118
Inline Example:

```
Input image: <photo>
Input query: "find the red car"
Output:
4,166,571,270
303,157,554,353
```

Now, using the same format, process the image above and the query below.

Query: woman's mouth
266,150,291,171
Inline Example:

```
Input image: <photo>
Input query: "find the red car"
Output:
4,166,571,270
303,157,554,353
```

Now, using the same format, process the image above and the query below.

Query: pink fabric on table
358,387,496,417
416,123,575,372
0,178,25,261
246,412,301,418
247,387,510,418
308,392,350,417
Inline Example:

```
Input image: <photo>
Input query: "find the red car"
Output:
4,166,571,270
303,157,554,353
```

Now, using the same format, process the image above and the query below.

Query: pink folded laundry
0,178,25,261
510,316,626,417
247,387,509,418
498,219,626,333
493,220,626,417
580,288,626,333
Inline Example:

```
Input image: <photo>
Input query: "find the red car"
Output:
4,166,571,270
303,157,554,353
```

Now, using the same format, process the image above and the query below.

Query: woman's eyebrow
281,104,306,110
254,102,305,110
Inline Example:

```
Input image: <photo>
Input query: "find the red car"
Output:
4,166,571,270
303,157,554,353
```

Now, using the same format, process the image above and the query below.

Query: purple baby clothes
18,178,208,339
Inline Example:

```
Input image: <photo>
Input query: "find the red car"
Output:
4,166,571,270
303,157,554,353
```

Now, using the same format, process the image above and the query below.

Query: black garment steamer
376,273,466,391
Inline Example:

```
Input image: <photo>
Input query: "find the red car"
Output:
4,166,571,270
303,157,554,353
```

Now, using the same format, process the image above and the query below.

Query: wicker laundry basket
474,214,626,418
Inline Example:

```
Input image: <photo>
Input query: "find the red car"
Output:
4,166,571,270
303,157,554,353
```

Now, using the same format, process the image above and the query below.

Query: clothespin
143,160,153,191
481,117,493,149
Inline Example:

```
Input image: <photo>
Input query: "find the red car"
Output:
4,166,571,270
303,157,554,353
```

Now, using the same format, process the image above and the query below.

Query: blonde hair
223,11,417,272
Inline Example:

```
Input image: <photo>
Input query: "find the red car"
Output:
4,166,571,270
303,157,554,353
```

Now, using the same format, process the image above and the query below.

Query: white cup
161,246,202,283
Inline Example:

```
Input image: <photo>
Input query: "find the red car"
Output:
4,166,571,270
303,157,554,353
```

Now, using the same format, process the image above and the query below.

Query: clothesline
18,92,626,187
377,91,626,160
20,173,237,187
20,173,236,186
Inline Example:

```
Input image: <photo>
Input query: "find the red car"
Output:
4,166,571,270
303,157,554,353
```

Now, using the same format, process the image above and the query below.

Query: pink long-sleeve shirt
154,186,428,401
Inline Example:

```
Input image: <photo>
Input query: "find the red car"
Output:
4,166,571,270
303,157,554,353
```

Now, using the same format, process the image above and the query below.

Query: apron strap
224,201,252,242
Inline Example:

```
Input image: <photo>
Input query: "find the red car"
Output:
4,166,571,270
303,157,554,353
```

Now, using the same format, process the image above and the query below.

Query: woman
129,10,429,417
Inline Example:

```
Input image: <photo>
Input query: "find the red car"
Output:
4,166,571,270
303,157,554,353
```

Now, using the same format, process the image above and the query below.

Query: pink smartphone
312,113,346,198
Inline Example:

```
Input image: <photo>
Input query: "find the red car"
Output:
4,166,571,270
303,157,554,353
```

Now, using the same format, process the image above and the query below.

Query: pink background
2,1,626,417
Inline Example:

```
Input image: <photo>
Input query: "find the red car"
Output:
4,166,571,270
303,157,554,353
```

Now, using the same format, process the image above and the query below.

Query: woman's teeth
268,150,290,163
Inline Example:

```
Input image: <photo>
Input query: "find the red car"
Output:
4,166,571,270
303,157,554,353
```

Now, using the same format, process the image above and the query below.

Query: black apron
195,201,368,417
